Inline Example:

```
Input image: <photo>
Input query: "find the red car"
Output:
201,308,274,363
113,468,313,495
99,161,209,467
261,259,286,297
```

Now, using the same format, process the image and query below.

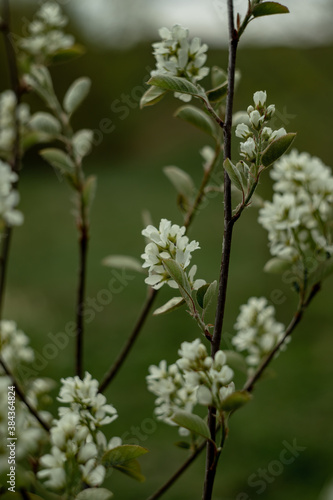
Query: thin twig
146,287,319,500
76,220,89,378
0,357,50,432
203,1,238,498
99,287,157,392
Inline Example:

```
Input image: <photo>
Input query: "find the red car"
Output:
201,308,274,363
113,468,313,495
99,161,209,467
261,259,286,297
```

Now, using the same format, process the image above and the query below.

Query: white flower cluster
0,321,54,470
151,25,209,101
141,218,204,290
258,150,333,261
0,161,23,232
0,90,30,154
147,339,234,435
232,297,287,369
18,2,74,60
38,372,121,493
236,90,286,163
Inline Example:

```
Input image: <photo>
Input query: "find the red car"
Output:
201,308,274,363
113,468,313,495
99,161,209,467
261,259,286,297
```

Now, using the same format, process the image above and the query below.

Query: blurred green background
1,1,333,499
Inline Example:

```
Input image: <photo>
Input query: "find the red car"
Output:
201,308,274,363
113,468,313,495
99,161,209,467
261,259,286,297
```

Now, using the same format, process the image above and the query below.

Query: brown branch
0,357,50,432
75,222,89,378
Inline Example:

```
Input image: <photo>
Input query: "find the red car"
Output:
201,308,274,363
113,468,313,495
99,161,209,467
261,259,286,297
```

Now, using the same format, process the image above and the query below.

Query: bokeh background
1,0,333,499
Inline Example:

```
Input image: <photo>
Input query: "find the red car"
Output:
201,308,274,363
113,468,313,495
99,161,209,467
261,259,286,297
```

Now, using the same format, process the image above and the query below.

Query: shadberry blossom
0,90,31,156
150,24,209,101
232,297,287,370
141,219,201,289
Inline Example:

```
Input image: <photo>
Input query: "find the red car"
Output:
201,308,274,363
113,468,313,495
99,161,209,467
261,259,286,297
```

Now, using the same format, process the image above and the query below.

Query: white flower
249,110,263,129
0,320,33,373
37,447,67,490
235,123,251,139
141,219,200,289
80,460,106,487
240,137,256,161
270,127,287,142
196,385,212,405
253,90,267,107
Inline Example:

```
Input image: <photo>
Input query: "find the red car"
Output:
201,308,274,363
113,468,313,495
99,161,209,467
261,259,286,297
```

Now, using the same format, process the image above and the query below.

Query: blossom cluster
232,297,288,370
147,339,234,434
38,372,121,493
151,25,209,101
258,150,333,261
235,90,286,164
0,161,23,232
141,218,204,290
0,90,30,155
18,1,75,61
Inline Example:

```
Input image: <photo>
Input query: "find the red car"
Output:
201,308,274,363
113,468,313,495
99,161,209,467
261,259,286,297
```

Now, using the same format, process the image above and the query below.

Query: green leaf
174,105,216,137
50,44,86,64
223,158,244,192
196,283,210,309
206,81,228,103
163,166,195,201
224,350,248,374
264,257,293,274
162,259,192,296
63,77,91,114
73,129,94,159
147,75,205,101
261,133,296,168
40,148,75,174
140,85,167,108
29,112,61,135
21,131,54,152
75,489,113,500
153,296,185,315
252,2,289,17
171,411,211,441
196,281,217,310
221,390,252,412
102,255,144,273
102,445,148,483
174,441,191,449
82,175,97,209
211,66,227,88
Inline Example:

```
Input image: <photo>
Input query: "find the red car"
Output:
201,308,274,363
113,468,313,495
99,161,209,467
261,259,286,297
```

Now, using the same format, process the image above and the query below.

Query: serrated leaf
221,390,252,412
162,259,192,296
171,411,211,441
174,105,216,137
102,444,148,466
29,112,61,135
73,129,94,159
82,175,97,209
50,44,86,64
75,489,113,500
63,77,91,114
252,2,289,17
163,166,195,201
264,257,293,274
140,85,167,108
102,255,144,273
211,66,227,88
223,158,244,192
224,350,248,374
206,81,228,103
40,148,75,174
261,133,296,167
147,75,205,101
153,296,185,315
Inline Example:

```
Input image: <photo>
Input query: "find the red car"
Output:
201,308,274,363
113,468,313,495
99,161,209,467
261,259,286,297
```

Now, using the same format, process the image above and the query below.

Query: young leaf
221,390,252,412
261,133,296,167
140,85,167,108
163,166,195,201
63,77,91,114
21,131,54,152
162,259,192,296
174,105,216,138
203,280,217,310
223,158,244,192
82,175,97,209
102,445,148,483
29,112,61,135
211,66,227,88
252,2,289,18
50,44,86,64
40,148,75,174
102,255,144,273
264,257,293,274
153,296,185,315
206,81,228,103
112,459,146,482
196,283,210,309
171,411,211,441
75,489,113,500
73,129,94,159
147,75,205,101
